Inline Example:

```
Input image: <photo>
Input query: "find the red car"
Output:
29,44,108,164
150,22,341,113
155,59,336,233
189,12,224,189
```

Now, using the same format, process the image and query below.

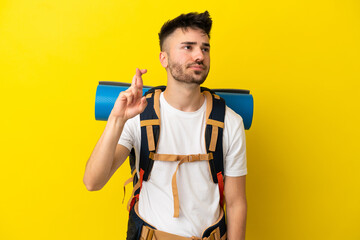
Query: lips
187,64,205,70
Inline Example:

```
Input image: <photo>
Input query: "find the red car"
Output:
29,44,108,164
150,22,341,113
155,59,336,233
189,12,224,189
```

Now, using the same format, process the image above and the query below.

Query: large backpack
125,86,226,218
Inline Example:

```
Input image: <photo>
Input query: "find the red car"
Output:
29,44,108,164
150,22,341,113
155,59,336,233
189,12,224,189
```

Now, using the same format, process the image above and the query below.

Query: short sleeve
223,106,247,177
118,115,140,151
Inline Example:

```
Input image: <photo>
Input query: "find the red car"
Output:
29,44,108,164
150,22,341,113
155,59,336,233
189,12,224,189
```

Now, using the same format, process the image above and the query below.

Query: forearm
83,115,126,191
226,200,247,240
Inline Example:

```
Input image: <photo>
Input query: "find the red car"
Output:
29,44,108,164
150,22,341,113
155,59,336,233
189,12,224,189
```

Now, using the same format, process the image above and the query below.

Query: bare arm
83,68,148,191
224,175,247,240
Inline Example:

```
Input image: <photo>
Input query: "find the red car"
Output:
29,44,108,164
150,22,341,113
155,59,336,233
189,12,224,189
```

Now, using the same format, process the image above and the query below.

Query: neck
163,79,204,112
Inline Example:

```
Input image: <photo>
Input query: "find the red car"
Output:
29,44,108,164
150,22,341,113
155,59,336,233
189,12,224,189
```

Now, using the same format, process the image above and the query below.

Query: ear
159,51,168,68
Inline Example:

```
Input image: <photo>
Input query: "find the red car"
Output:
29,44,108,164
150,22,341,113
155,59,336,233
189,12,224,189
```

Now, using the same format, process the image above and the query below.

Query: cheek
170,55,187,65
204,56,210,66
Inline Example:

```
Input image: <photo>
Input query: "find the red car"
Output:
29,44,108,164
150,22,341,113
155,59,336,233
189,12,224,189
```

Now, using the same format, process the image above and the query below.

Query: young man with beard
84,11,247,240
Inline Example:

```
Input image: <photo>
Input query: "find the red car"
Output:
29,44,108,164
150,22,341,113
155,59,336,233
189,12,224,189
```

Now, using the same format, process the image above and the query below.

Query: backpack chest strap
149,153,213,162
149,152,214,218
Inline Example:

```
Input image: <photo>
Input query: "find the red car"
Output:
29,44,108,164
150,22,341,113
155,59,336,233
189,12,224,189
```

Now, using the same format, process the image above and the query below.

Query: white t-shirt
118,92,247,237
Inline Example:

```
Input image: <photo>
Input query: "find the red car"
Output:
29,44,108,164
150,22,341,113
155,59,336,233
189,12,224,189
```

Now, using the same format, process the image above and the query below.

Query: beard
168,60,209,85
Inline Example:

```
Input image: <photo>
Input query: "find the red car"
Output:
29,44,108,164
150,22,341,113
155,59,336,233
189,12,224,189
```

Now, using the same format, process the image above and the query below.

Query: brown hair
158,11,212,51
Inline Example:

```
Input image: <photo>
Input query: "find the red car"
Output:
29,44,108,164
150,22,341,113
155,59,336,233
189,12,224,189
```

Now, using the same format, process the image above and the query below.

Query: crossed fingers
122,68,147,106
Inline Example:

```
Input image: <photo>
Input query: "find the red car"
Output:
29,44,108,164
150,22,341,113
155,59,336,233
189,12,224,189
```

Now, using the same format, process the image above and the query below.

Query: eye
202,48,210,52
184,45,192,50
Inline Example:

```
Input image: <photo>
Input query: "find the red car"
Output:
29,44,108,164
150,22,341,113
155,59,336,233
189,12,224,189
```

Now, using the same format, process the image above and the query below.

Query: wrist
107,114,127,128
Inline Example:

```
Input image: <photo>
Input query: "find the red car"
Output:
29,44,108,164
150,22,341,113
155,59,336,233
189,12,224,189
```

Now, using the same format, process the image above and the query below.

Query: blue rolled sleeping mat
95,82,254,130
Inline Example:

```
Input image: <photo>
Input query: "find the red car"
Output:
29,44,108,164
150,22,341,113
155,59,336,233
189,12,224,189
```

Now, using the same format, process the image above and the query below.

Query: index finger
131,68,147,88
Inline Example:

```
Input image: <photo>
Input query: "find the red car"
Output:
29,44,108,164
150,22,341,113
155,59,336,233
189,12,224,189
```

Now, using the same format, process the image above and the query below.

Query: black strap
138,88,163,181
204,89,226,183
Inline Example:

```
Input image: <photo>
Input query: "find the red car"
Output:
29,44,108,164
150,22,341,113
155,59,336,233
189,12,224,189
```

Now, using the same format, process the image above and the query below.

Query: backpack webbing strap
122,170,136,204
141,225,226,240
146,126,155,151
149,152,213,218
140,206,227,240
204,90,213,121
140,120,160,152
140,119,160,126
207,119,224,152
139,88,162,181
140,92,161,152
204,91,225,151
153,89,161,119
216,172,225,207
203,90,226,208
127,168,144,211
149,153,213,162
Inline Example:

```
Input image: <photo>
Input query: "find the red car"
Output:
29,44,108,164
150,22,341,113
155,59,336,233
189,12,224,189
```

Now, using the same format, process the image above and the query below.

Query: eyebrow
181,42,210,47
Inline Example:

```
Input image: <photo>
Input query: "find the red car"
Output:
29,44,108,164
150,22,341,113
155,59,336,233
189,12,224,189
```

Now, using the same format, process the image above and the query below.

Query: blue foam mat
95,82,253,130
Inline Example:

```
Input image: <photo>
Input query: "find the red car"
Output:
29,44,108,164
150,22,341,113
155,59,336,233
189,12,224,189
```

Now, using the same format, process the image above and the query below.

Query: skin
83,27,246,240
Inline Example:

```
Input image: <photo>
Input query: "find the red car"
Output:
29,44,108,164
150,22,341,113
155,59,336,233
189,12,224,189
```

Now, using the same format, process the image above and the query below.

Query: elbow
226,196,247,210
85,184,101,192
83,177,103,191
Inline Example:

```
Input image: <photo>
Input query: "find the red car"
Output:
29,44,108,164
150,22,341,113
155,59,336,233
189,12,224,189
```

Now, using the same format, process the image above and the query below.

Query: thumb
114,92,128,111
137,97,148,114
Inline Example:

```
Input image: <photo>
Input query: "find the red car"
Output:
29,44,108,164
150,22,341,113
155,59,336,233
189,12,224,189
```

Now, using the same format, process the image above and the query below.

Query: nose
193,47,204,63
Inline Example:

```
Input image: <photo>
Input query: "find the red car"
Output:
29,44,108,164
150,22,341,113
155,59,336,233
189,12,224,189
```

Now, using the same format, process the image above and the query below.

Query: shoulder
224,105,244,129
222,105,246,150
118,115,141,150
222,105,247,176
121,114,141,140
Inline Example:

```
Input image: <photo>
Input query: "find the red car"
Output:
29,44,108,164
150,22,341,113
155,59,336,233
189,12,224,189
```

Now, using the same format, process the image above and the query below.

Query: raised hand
110,68,148,121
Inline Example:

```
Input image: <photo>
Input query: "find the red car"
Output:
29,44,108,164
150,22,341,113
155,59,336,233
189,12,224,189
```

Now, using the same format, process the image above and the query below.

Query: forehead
167,27,209,46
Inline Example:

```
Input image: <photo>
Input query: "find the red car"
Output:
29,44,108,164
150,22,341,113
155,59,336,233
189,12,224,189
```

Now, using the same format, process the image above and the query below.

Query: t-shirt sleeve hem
118,141,132,151
224,169,247,177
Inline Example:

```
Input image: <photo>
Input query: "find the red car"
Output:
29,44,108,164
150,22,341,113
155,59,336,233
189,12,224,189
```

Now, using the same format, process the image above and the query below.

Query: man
84,11,247,240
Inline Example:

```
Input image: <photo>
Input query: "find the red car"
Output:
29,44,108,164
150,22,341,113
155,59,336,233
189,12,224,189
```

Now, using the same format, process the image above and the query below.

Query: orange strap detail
149,153,214,218
140,218,226,239
148,152,214,217
204,91,224,152
161,154,213,218
146,125,155,151
122,171,136,204
206,119,224,128
216,172,224,207
140,119,160,127
145,93,153,98
203,91,213,122
171,161,183,218
129,194,140,212
153,89,161,119
149,152,213,162
209,126,218,152
127,180,140,211
127,169,145,211
139,168,144,190
143,89,161,153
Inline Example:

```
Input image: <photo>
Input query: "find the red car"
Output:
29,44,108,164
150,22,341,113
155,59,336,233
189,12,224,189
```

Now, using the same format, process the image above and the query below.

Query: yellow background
1,0,359,239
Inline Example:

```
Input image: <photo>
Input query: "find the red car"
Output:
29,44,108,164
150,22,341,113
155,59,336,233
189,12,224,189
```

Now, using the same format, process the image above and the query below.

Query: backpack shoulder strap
138,86,165,181
127,86,165,211
202,87,226,207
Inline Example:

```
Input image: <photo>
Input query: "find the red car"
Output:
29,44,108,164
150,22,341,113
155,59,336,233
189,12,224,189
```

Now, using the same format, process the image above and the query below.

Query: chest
157,107,207,155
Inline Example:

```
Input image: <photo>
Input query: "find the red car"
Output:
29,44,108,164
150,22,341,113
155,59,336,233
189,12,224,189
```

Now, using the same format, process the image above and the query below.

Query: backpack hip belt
132,202,227,240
